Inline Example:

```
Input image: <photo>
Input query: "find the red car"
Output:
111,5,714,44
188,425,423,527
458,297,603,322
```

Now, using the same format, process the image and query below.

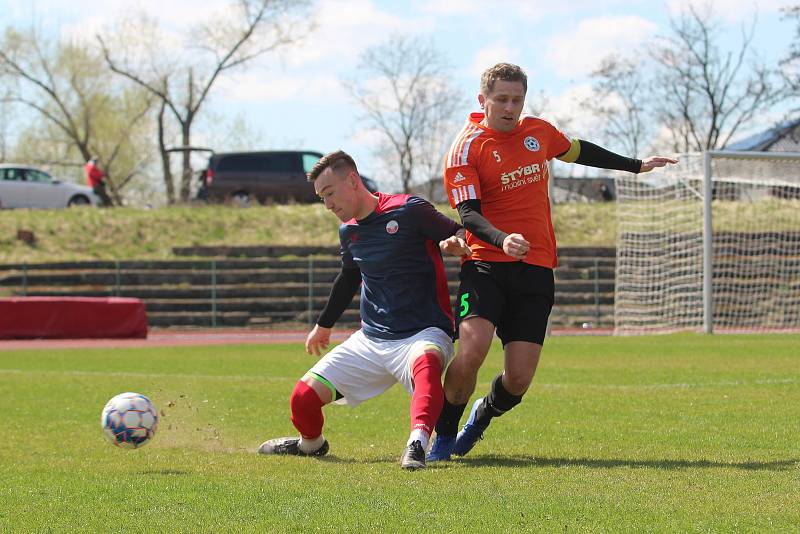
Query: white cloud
19,0,250,65
545,16,657,78
416,0,482,15
665,0,788,22
415,0,632,19
17,0,221,37
469,44,515,76
217,74,303,101
217,70,348,103
276,0,432,67
535,84,605,136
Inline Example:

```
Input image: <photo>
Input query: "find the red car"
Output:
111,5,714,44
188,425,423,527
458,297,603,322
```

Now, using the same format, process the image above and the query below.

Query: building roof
726,118,800,152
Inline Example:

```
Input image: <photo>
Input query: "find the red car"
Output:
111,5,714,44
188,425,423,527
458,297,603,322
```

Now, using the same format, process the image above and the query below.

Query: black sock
434,397,467,437
474,374,523,426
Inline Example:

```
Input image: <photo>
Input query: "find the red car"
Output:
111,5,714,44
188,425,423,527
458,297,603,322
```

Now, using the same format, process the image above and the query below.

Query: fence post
211,260,217,328
593,258,600,324
22,263,28,297
307,255,314,326
115,261,121,297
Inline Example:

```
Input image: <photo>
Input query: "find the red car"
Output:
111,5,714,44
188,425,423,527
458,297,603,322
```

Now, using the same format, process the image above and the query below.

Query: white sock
298,435,325,454
407,429,430,450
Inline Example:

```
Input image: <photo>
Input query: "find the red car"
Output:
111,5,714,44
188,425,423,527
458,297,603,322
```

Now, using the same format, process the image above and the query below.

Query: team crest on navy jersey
386,220,399,234
524,136,540,151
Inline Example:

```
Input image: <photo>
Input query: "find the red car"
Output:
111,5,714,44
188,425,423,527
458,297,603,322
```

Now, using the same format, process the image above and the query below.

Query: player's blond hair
480,63,528,95
307,150,358,182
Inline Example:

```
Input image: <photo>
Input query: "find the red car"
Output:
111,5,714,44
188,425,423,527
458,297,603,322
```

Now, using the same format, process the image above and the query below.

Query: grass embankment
1,334,798,531
0,203,618,263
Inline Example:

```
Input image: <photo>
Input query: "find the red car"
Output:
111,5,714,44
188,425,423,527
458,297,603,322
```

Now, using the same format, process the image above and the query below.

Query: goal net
614,150,800,334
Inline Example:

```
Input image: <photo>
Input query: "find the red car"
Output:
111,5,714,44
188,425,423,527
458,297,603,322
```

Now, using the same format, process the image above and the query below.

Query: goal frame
702,150,800,333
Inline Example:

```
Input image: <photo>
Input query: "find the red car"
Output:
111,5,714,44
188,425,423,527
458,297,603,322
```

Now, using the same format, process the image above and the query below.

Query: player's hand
639,156,678,173
502,233,530,260
439,235,471,258
305,324,332,356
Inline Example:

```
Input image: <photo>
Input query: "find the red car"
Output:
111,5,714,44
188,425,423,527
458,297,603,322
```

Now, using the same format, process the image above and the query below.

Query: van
197,151,378,206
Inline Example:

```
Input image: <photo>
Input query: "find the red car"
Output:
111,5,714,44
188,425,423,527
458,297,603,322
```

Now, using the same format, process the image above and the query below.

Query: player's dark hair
307,150,358,181
481,63,527,95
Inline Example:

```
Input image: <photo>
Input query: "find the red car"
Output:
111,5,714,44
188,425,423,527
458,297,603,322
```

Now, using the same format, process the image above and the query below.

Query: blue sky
5,0,797,186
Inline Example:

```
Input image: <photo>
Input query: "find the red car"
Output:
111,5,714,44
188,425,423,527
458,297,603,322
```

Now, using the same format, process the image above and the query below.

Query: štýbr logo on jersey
386,220,399,234
500,162,542,185
523,136,540,151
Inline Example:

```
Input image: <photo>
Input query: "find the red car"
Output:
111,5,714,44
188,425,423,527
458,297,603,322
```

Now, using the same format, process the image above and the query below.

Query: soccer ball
101,392,158,449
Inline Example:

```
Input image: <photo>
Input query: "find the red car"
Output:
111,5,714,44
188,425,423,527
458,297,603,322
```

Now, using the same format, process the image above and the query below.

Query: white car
0,164,101,208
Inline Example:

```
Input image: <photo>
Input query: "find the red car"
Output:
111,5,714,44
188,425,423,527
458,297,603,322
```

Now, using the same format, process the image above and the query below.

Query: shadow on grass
252,453,798,471
320,454,396,465
455,455,798,471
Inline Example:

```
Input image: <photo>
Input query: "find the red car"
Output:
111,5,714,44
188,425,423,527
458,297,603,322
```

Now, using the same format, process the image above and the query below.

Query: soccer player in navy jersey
259,150,470,470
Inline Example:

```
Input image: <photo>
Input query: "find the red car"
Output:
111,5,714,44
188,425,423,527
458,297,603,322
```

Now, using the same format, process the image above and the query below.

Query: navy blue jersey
339,193,460,340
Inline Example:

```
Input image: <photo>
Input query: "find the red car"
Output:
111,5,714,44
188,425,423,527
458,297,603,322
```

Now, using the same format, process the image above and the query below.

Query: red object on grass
0,297,148,339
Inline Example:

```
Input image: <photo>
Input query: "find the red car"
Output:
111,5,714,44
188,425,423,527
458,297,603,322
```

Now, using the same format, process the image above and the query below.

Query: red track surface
0,329,344,350
0,327,613,350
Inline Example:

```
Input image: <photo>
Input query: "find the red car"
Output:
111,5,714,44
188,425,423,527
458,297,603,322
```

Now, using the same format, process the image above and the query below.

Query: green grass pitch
1,334,798,532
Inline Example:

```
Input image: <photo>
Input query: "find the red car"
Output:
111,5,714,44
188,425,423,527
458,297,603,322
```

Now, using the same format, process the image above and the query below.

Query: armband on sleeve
557,138,581,163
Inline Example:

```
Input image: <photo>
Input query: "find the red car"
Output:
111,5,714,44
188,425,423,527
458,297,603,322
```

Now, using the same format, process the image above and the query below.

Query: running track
0,327,612,350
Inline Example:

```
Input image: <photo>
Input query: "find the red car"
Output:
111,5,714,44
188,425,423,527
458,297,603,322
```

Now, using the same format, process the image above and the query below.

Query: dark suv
197,150,378,206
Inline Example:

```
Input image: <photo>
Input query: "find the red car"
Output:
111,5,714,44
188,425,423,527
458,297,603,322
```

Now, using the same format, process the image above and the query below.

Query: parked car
197,150,378,206
0,164,100,209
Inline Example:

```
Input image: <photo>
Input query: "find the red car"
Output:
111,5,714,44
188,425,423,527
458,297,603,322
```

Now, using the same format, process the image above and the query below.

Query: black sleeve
457,199,508,250
406,196,462,241
316,266,361,328
569,139,642,173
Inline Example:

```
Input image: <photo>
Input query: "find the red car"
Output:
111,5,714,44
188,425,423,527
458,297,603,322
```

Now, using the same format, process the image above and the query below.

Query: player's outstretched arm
407,196,463,242
557,139,642,173
639,156,679,173
439,235,471,257
440,228,471,258
305,324,332,356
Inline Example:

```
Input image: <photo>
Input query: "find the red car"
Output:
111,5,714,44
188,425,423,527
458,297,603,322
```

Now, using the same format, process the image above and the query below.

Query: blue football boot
426,433,456,462
453,398,491,456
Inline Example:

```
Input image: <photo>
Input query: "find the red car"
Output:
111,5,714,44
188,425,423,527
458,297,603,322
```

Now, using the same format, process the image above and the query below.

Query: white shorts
307,327,454,407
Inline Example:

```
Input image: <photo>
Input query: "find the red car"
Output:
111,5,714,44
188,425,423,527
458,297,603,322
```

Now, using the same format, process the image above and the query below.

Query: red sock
410,352,444,436
290,380,324,439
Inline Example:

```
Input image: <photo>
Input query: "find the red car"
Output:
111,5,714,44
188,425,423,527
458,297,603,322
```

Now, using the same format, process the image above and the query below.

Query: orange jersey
443,112,572,268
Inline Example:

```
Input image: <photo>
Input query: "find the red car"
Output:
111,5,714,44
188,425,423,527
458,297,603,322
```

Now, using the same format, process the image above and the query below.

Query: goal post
614,150,800,335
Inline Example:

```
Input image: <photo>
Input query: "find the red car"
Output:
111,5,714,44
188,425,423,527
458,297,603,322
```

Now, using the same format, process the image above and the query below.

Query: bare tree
589,55,652,158
99,0,312,203
345,35,465,194
0,89,12,161
651,5,784,152
781,5,800,102
416,90,465,201
0,28,154,204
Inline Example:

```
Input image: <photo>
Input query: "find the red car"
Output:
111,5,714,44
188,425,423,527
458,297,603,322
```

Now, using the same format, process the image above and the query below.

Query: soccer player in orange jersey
428,63,677,461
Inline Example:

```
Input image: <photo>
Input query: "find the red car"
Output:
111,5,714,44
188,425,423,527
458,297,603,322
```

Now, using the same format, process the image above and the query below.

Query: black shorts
455,260,554,346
